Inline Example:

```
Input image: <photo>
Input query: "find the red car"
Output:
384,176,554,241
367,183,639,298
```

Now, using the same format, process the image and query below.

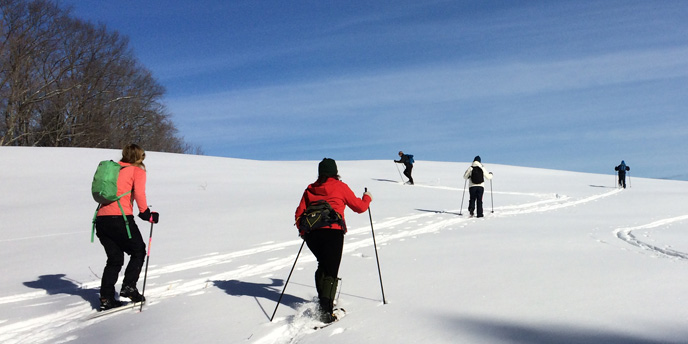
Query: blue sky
63,0,688,179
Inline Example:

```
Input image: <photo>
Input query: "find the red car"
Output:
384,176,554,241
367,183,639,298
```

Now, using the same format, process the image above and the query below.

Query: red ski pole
139,217,155,312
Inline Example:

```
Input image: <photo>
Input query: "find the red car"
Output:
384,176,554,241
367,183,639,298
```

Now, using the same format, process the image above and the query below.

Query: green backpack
90,160,132,242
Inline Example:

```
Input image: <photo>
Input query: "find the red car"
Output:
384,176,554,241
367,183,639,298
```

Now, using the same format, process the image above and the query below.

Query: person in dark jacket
394,151,414,185
95,144,159,310
295,158,372,323
614,160,630,188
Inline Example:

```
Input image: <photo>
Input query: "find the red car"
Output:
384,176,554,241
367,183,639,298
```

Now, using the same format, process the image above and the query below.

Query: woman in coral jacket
295,158,372,323
95,144,159,310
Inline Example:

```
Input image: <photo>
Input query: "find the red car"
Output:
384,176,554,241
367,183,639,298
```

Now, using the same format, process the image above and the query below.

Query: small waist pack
297,200,345,236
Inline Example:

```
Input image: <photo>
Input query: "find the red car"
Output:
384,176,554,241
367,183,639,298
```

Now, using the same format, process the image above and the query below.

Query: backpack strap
91,190,133,242
91,204,100,243
116,197,132,239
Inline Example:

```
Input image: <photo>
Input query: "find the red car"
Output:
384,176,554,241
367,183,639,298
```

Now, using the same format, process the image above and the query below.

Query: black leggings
95,215,146,299
304,229,344,280
404,165,414,183
468,186,485,217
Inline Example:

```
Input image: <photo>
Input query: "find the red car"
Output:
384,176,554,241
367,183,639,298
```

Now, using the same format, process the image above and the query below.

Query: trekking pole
394,162,404,183
270,240,305,321
365,187,387,304
139,219,154,312
490,179,494,213
459,179,467,215
335,277,343,304
628,171,632,188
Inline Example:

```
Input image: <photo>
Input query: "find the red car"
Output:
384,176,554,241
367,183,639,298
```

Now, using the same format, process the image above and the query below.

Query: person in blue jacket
614,160,630,188
394,151,414,185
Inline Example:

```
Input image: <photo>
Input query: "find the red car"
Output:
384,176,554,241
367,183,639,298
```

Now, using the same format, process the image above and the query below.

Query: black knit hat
474,155,481,163
318,158,338,177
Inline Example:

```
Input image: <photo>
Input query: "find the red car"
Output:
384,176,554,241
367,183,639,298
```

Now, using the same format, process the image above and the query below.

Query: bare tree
0,0,199,153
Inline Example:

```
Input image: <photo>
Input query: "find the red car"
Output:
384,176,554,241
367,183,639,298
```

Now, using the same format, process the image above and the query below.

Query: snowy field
1,147,687,344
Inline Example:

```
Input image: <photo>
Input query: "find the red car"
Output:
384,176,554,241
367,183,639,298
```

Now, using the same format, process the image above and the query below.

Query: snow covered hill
1,147,687,344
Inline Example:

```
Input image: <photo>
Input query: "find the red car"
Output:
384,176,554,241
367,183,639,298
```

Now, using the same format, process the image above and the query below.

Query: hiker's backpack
297,200,345,236
90,160,133,241
470,166,484,184
408,154,414,164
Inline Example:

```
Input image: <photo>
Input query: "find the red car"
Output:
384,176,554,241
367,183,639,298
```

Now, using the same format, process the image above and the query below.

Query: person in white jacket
463,156,493,217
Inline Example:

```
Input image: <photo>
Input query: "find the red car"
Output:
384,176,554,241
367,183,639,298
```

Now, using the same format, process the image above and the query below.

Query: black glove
138,208,160,224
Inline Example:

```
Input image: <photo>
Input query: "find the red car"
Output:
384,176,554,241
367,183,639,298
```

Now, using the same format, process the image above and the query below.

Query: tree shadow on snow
23,274,100,309
445,315,687,344
213,279,309,319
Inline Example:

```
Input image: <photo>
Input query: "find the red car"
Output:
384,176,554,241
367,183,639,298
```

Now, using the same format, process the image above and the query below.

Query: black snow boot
317,275,338,323
318,297,337,323
99,297,123,311
120,285,146,302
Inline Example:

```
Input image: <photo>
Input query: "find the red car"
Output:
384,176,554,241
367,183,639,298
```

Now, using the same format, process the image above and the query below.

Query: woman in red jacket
95,144,159,310
295,158,372,323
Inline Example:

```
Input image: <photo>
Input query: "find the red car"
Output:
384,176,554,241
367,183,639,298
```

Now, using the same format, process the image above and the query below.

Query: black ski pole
365,188,387,304
628,171,631,188
139,219,154,312
490,179,494,213
335,277,343,305
394,162,404,183
459,179,467,215
270,240,305,321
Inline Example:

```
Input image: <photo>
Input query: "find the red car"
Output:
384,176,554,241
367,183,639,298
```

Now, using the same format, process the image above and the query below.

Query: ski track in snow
2,185,684,344
613,215,688,260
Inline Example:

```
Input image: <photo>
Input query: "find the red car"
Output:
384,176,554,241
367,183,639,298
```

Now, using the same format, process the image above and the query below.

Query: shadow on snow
23,273,101,309
446,315,686,344
416,208,463,216
213,279,309,320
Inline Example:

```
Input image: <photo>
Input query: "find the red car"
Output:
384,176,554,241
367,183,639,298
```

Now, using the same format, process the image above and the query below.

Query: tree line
1,0,200,153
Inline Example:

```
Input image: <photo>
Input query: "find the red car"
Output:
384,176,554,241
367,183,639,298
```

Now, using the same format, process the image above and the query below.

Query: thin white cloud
169,46,688,124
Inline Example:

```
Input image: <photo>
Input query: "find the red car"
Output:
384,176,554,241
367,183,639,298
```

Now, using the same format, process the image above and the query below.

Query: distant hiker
394,151,414,185
463,156,493,218
94,144,159,310
295,158,372,323
614,160,630,188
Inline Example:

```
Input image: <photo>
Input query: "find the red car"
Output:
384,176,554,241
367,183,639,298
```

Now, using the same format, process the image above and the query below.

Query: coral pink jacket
97,162,148,216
